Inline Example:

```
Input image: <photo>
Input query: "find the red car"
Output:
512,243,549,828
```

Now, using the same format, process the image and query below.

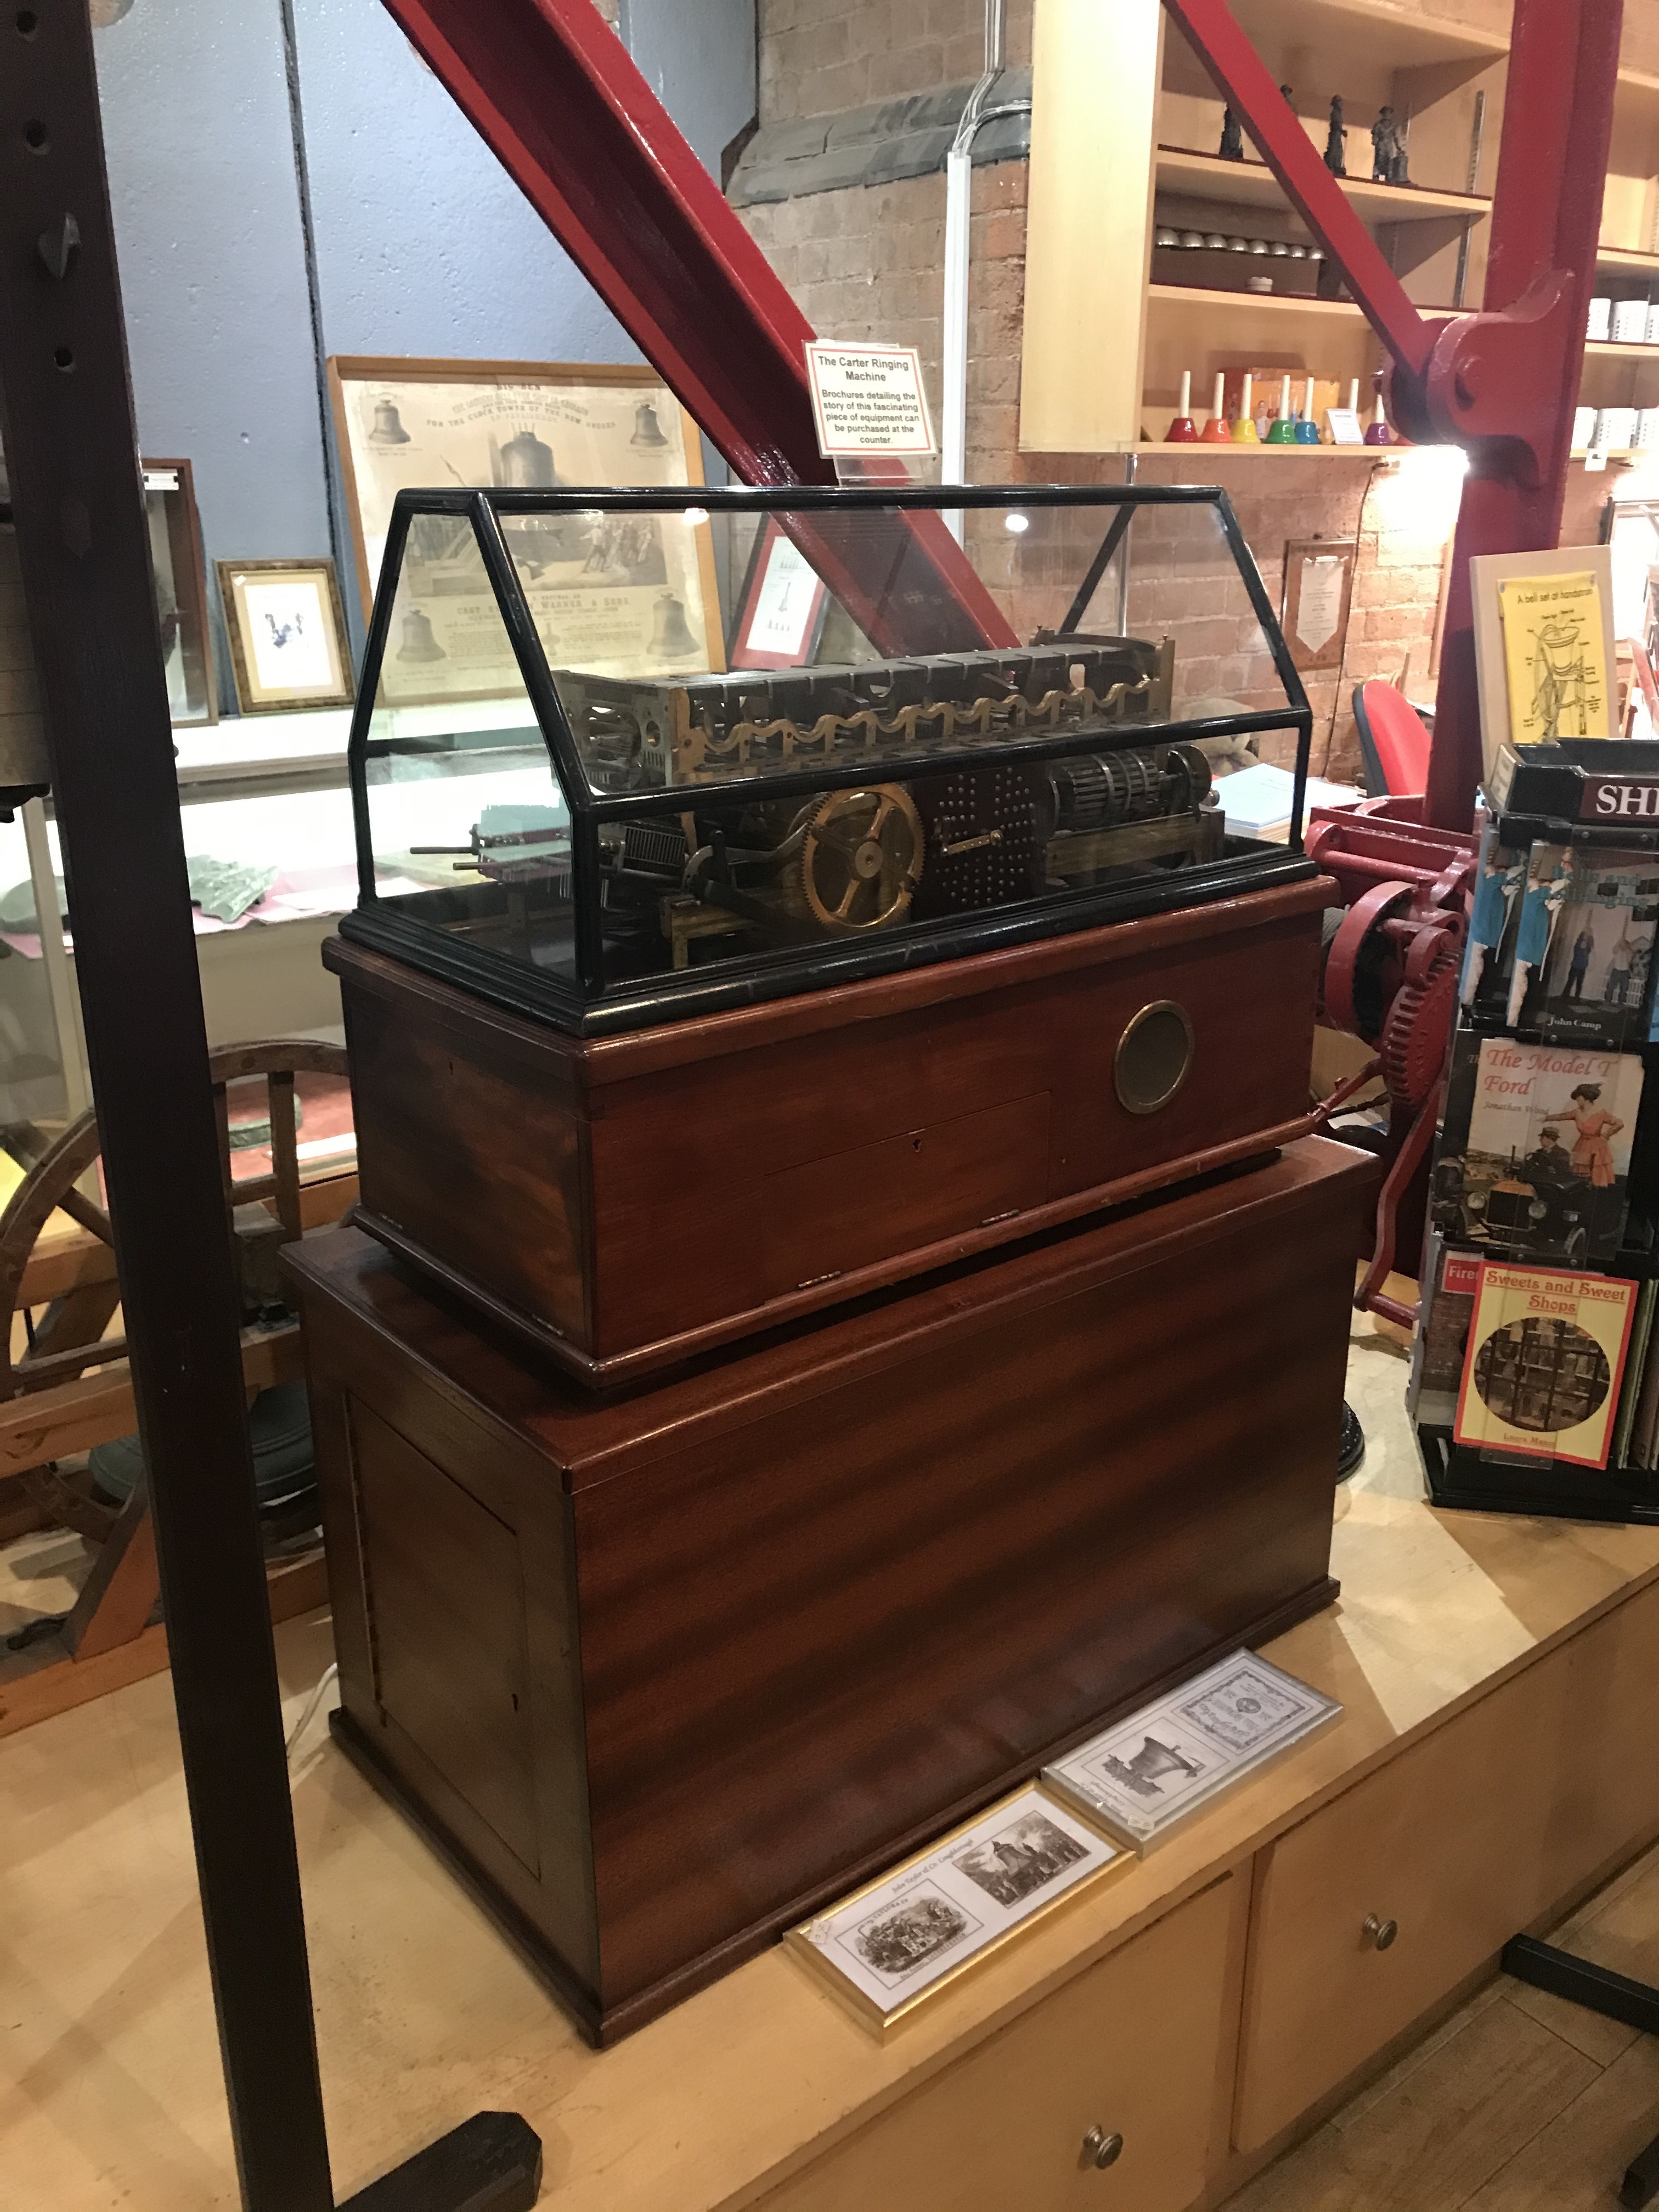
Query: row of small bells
1163,369,1394,447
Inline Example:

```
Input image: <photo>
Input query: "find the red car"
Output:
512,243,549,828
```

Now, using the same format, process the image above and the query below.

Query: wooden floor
7,1311,1659,2210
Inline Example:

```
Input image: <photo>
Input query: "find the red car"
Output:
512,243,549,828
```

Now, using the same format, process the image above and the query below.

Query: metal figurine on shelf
1218,104,1244,160
1324,96,1347,176
1372,106,1410,186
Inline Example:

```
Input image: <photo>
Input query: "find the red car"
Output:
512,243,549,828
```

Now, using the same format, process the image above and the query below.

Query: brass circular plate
1114,1000,1195,1116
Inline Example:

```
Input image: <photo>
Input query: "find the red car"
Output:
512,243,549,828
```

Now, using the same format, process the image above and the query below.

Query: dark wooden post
0,9,537,2208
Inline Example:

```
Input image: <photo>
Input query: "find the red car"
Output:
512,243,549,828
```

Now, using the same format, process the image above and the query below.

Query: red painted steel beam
1418,0,1622,829
377,0,1017,653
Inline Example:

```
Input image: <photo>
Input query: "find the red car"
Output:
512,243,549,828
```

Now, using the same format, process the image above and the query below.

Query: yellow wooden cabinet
758,1878,1238,2212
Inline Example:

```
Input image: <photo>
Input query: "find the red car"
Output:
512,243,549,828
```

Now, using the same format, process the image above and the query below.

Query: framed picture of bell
143,459,216,725
730,515,830,670
1043,1650,1341,1853
325,355,724,704
785,1784,1124,2039
215,557,354,715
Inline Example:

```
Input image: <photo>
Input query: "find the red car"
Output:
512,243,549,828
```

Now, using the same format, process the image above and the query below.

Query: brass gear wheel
797,785,924,933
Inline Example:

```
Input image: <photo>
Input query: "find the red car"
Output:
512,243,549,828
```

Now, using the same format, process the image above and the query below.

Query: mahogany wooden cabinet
287,1136,1374,2047
326,873,1333,1386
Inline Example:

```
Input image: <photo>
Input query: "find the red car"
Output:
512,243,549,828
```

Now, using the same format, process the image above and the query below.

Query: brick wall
738,0,1659,781
757,0,1032,124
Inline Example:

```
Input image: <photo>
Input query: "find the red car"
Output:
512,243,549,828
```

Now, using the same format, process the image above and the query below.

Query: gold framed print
216,557,354,715
785,1784,1124,2038
325,355,724,704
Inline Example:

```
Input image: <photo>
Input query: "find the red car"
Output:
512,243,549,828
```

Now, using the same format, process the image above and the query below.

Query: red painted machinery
376,0,1622,1316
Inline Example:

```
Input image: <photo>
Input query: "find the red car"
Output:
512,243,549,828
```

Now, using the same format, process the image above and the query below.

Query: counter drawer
759,1876,1235,2212
1235,1578,1659,2150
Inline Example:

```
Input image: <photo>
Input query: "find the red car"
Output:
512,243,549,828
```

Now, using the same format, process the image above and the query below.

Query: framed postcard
730,515,830,669
216,557,354,715
326,356,724,704
1043,1651,1341,1853
143,459,216,726
786,1784,1123,2038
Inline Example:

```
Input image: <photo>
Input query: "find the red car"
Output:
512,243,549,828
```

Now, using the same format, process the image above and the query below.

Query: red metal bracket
377,0,1015,652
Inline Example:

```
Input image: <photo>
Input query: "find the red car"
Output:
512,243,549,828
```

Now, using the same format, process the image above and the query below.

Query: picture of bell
499,428,557,488
367,398,411,446
649,590,697,659
1103,1734,1204,1799
630,402,670,450
396,608,447,663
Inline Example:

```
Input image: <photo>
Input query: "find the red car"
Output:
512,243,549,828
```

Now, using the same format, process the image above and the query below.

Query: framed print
1280,539,1356,674
730,515,830,669
326,356,724,704
785,1784,1123,2038
143,459,216,725
216,558,354,715
1044,1651,1341,1853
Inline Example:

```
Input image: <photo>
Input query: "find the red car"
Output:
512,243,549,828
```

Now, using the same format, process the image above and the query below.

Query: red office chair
1351,680,1432,799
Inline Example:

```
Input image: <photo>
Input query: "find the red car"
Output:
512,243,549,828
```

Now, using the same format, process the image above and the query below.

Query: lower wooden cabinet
759,1877,1237,2212
1234,1578,1659,2149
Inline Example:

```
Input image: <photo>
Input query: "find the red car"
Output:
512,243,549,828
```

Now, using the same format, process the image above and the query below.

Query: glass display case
341,484,1314,1035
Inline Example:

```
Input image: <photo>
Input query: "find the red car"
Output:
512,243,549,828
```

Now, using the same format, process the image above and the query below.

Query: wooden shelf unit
1156,145,1491,225
1021,0,1659,453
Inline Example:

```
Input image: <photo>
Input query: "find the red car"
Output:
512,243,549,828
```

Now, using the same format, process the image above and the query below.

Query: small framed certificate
730,515,830,670
786,1783,1124,2037
1043,1651,1341,1853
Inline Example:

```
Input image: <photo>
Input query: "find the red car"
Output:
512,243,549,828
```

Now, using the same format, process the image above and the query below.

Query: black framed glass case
341,484,1315,1035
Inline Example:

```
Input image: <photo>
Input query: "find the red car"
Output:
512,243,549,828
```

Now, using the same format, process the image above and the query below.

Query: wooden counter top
8,1333,1659,2209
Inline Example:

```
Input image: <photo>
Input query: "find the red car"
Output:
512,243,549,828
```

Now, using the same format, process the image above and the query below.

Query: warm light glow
1005,512,1031,534
682,507,709,526
1371,445,1470,538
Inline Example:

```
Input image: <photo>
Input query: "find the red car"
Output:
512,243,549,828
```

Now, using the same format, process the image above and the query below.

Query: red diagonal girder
377,0,1018,653
1161,0,1439,381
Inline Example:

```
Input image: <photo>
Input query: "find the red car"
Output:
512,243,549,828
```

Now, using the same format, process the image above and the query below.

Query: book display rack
1414,742,1659,1522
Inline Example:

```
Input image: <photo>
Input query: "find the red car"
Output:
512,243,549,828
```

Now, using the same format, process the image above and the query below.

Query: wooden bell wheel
0,1040,349,1470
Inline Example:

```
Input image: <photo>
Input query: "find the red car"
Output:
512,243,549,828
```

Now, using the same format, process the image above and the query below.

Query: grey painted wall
95,0,329,567
624,0,758,177
90,0,757,694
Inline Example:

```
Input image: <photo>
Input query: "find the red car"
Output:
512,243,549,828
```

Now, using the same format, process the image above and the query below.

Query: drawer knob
1363,1913,1398,1951
1081,2126,1124,2171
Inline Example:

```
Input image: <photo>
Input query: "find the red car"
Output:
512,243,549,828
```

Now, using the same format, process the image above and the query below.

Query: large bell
648,589,697,659
630,401,670,449
499,427,557,487
1107,1734,1204,1798
396,607,447,663
367,397,410,445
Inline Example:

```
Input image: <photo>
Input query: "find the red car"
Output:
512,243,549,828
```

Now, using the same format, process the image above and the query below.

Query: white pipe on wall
940,0,1011,541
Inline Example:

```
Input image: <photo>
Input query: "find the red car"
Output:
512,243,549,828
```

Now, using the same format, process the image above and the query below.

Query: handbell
396,607,447,663
649,590,697,659
631,401,670,449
